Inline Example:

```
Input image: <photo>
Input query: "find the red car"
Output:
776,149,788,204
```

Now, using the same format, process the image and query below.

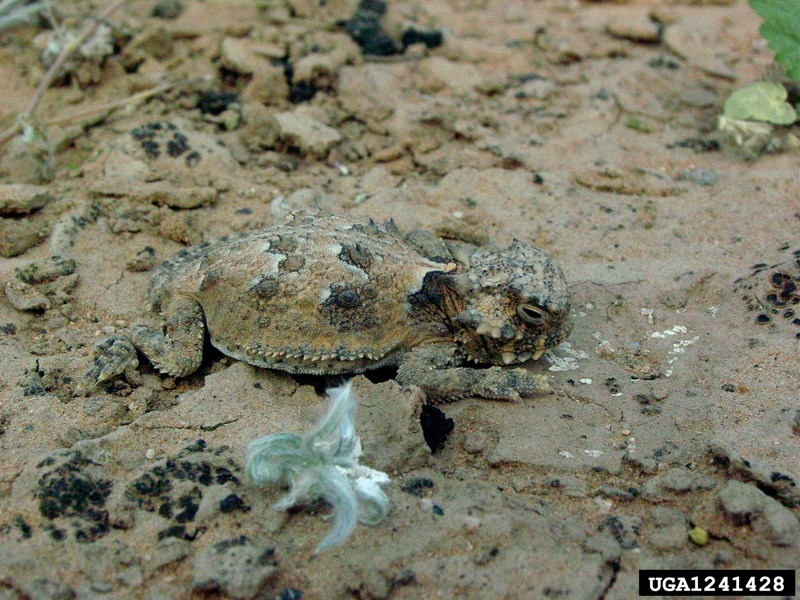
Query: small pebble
218,108,241,131
145,449,156,460
462,431,489,454
151,0,183,19
473,547,499,566
689,526,709,545
127,246,158,272
597,485,638,502
607,16,661,43
0,183,52,215
463,515,481,531
278,589,304,600
679,167,720,186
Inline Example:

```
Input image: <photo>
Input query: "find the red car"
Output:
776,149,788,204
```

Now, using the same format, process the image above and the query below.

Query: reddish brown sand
0,0,798,598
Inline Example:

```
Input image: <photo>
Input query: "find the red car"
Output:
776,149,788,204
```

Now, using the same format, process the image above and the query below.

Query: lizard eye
517,304,546,325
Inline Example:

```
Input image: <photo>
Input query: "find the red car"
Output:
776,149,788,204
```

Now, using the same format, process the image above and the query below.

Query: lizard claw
75,334,138,395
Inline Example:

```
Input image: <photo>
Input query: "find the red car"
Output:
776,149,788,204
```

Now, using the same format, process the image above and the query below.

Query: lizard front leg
396,345,551,402
76,295,205,394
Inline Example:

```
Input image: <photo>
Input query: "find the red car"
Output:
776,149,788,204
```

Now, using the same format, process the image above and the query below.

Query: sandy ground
0,0,798,598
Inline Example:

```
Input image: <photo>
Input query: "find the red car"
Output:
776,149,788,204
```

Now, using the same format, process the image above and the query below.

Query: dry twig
0,0,128,145
45,76,211,125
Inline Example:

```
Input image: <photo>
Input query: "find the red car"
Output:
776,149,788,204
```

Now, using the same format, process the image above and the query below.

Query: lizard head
450,240,571,366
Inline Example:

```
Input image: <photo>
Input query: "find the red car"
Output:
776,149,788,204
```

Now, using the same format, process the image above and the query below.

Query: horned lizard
78,215,571,400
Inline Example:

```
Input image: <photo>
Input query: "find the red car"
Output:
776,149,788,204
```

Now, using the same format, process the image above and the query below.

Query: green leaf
749,0,800,83
723,82,798,125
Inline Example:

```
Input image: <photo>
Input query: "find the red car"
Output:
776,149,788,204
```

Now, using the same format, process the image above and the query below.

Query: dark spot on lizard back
271,235,299,253
199,268,223,291
249,275,280,300
361,283,379,299
339,243,373,271
320,282,377,331
280,255,305,272
327,283,363,308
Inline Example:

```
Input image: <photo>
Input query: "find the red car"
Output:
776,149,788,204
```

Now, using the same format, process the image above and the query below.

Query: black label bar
639,570,796,597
